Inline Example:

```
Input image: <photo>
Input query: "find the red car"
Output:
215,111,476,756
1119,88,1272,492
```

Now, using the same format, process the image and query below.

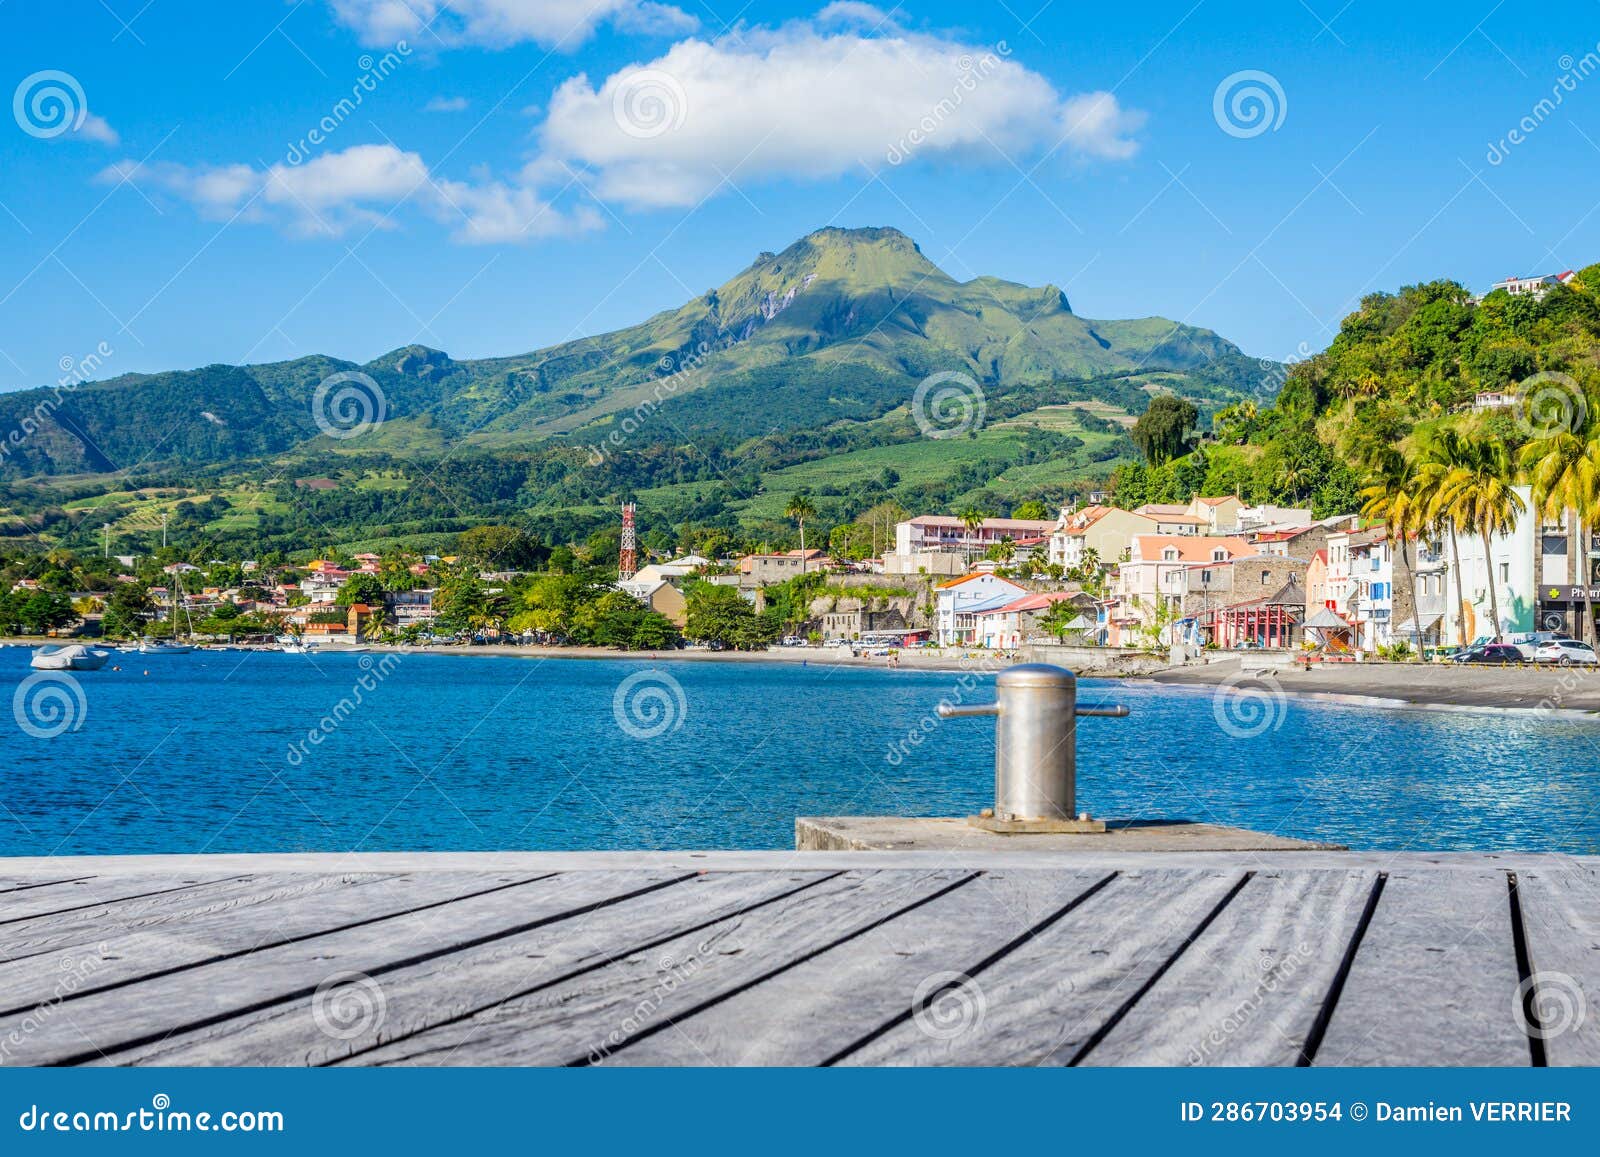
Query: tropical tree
784,493,817,573
1519,412,1600,643
1437,436,1525,641
1359,449,1424,659
1414,428,1475,645
1039,599,1084,643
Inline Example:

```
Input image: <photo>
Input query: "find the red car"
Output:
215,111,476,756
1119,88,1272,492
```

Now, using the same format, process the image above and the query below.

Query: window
1200,569,1212,584
1162,548,1178,561
1500,562,1510,582
1212,549,1228,561
1261,570,1271,584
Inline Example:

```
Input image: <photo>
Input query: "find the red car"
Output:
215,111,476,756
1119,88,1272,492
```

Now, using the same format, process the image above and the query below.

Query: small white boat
136,640,195,655
31,645,111,671
276,635,315,655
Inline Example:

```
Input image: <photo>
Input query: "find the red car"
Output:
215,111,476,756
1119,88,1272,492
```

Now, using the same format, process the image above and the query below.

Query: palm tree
1359,449,1424,658
1519,415,1600,643
784,493,817,574
1415,428,1475,646
1438,436,1525,642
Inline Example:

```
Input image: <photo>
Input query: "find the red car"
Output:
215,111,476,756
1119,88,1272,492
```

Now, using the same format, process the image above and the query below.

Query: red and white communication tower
619,501,637,580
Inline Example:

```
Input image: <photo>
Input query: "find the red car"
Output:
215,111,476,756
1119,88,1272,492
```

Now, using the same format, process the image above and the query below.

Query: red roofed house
972,590,1091,649
1109,535,1252,646
934,572,1028,645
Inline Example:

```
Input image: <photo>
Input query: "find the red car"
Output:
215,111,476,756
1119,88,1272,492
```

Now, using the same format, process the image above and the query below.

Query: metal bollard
937,664,1128,834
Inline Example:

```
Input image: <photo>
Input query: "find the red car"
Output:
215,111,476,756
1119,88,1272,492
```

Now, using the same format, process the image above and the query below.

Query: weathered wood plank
0,873,393,964
0,871,686,1065
837,869,1245,1066
600,870,1113,1066
355,869,973,1067
0,877,97,895
1512,867,1600,1066
110,871,840,1066
0,874,249,925
0,872,555,1026
1083,870,1376,1066
1314,868,1526,1066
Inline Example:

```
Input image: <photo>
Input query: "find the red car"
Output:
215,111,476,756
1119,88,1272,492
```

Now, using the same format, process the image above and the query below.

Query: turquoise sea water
3,646,1598,856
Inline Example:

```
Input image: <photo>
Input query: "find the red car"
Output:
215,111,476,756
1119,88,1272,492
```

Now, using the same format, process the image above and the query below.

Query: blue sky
2,0,1597,392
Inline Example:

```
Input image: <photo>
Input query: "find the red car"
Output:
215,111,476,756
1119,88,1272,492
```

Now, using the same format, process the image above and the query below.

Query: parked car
1505,631,1574,660
1450,644,1525,665
1534,638,1600,666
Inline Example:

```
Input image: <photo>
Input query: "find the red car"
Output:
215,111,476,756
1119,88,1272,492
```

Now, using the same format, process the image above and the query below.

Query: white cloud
97,143,599,243
73,112,120,146
815,2,900,31
535,25,1144,209
424,95,471,112
326,0,697,49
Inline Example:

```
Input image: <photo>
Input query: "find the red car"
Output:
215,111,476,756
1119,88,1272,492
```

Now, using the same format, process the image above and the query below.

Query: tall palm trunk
1397,534,1421,659
1447,527,1466,646
1482,528,1503,643
799,521,806,575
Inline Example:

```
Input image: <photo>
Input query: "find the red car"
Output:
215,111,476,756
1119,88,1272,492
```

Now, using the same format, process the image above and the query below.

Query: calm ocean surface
3,646,1599,856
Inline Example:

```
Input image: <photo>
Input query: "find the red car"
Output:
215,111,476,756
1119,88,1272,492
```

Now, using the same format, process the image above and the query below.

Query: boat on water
276,634,316,654
136,639,196,654
30,644,112,671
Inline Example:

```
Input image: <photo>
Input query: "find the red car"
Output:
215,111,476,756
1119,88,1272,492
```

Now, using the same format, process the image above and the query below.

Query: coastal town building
1108,534,1252,645
934,572,1029,646
1487,270,1575,298
617,578,688,627
1046,505,1159,570
972,590,1091,649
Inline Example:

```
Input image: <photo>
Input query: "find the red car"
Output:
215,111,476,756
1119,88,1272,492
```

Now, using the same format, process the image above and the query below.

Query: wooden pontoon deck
0,851,1595,1067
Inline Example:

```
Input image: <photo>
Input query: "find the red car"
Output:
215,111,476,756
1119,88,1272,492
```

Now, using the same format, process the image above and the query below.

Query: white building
1487,270,1574,298
933,573,1028,646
